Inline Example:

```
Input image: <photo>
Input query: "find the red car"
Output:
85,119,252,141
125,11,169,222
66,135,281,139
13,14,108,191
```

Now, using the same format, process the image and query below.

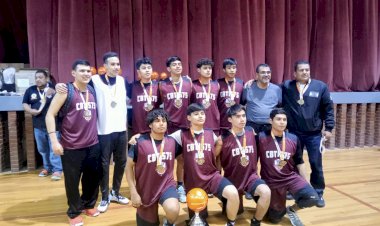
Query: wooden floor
1,148,380,226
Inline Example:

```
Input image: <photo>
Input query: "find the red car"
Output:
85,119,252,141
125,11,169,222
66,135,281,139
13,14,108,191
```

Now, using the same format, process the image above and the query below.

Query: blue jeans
34,128,62,173
296,133,324,197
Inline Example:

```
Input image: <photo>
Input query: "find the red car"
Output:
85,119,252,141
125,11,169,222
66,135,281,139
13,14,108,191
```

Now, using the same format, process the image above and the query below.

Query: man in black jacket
282,60,335,208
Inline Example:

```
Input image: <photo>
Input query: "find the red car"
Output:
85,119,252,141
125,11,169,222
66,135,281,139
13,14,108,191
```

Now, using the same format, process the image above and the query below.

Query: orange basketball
98,66,106,75
118,68,122,75
187,188,208,212
151,71,159,80
160,72,168,80
90,66,97,75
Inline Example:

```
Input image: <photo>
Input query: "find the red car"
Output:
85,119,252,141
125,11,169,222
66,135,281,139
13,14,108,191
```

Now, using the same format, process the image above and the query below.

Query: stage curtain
26,0,380,91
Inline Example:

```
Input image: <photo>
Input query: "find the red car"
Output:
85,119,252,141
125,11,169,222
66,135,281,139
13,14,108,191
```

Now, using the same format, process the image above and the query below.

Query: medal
272,131,288,170
225,98,235,107
240,155,249,167
297,99,304,105
174,98,183,108
144,102,154,111
202,99,211,109
111,101,117,108
196,157,205,165
296,80,310,106
83,109,92,121
155,162,166,175
225,78,236,107
278,160,287,169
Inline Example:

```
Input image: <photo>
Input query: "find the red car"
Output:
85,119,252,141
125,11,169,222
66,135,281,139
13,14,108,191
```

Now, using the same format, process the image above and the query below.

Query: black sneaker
250,218,261,226
316,196,325,208
286,206,304,226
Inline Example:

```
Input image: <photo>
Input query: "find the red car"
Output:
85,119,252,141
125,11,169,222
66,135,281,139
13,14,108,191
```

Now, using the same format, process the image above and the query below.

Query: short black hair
146,109,170,126
227,104,246,117
294,60,310,72
269,108,287,120
136,57,152,70
196,58,214,68
35,69,48,78
103,52,119,64
222,58,237,69
255,63,271,73
72,59,90,70
187,103,205,115
166,56,182,67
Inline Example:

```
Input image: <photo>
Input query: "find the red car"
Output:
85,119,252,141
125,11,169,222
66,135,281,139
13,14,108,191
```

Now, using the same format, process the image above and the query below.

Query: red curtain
26,0,380,91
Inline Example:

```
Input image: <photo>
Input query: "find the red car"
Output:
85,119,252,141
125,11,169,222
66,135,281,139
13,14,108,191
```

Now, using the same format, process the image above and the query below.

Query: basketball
160,72,168,80
151,71,159,80
97,66,106,75
186,188,208,212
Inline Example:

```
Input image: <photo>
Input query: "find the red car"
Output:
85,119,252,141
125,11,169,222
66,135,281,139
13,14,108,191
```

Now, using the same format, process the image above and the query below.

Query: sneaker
109,190,130,204
286,206,304,226
286,192,294,200
68,215,83,226
207,193,214,198
177,185,187,203
97,199,110,213
163,218,176,226
83,208,100,217
316,196,325,208
250,218,261,226
245,191,253,200
51,172,62,181
38,169,49,177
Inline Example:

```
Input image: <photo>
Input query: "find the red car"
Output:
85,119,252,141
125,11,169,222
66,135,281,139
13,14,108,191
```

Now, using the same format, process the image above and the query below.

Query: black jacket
282,79,335,134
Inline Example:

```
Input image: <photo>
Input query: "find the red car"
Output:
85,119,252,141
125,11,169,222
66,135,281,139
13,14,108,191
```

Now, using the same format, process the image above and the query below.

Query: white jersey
92,74,127,135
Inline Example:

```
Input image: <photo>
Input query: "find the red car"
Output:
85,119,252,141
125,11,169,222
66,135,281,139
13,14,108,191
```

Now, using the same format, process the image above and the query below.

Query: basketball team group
22,52,335,226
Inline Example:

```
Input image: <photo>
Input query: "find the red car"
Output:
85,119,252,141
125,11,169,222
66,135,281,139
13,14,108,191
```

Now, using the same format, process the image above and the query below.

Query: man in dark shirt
282,60,335,207
257,108,319,226
22,69,62,180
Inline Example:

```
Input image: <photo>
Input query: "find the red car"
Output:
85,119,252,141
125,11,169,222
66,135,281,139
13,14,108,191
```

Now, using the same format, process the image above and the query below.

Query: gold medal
83,110,92,121
144,102,154,111
240,155,249,167
155,163,166,175
111,101,117,108
202,99,211,109
174,98,183,108
196,157,205,165
297,99,304,105
277,160,287,169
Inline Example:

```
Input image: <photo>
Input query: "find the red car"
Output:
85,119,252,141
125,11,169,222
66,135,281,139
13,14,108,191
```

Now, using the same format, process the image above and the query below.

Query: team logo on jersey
31,93,37,100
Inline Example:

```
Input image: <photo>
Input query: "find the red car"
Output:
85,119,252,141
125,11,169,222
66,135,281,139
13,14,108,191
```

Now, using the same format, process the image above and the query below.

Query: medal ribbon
191,129,204,157
225,78,236,100
141,81,153,104
230,129,246,157
73,83,89,110
105,74,117,98
170,76,183,101
271,131,286,161
201,81,211,102
37,86,47,102
151,136,165,166
296,79,310,103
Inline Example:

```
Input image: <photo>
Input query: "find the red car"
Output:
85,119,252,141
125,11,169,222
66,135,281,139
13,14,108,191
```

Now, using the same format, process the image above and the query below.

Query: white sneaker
109,190,130,204
97,199,110,213
163,218,176,226
176,185,187,203
286,206,304,226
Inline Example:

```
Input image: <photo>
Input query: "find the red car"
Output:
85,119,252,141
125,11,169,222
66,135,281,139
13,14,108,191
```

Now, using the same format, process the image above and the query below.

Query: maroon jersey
257,131,305,189
220,127,259,193
131,81,160,134
217,78,244,129
129,134,178,207
159,76,192,132
191,80,220,130
61,87,98,149
176,129,222,194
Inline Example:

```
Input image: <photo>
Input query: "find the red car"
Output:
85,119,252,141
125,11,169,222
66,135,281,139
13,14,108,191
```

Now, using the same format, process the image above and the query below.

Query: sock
177,181,183,187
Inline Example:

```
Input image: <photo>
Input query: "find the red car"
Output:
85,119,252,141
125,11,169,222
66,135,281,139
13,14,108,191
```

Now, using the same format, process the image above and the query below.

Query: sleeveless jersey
131,80,160,134
220,127,258,193
191,80,220,130
60,86,98,149
217,78,244,129
132,134,177,207
159,76,192,130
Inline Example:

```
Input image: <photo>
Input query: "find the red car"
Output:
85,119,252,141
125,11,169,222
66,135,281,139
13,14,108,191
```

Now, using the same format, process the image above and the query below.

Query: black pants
61,143,101,219
246,121,271,134
99,131,127,200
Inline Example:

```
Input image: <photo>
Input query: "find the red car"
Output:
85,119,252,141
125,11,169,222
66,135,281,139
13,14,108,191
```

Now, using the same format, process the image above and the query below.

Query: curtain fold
25,0,380,91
